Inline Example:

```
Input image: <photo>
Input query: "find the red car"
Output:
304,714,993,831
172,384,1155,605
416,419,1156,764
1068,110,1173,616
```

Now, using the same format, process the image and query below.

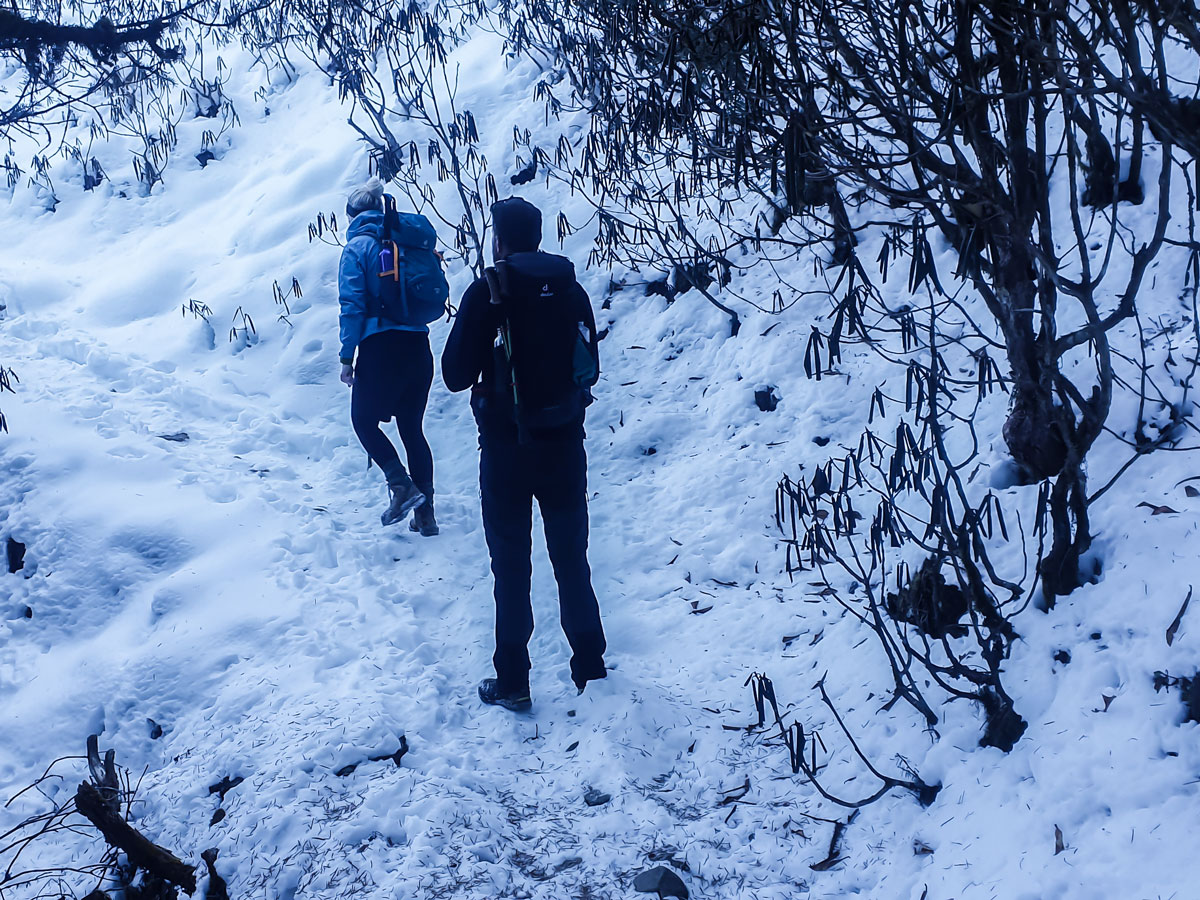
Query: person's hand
340,363,355,387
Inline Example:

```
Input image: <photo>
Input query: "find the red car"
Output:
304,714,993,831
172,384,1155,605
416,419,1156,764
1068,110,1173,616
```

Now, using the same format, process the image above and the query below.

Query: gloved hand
340,363,355,387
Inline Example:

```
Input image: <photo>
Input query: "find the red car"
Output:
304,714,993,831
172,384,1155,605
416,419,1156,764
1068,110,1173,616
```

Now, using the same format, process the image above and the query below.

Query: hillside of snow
2,26,1199,900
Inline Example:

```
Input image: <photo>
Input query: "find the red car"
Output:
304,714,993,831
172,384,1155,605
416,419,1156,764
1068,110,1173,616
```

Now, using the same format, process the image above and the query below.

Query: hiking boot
409,501,439,537
381,477,426,527
478,678,532,712
575,669,608,695
572,655,608,694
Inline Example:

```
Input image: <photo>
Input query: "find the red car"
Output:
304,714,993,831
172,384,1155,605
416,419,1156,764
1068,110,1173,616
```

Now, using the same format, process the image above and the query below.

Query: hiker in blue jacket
339,177,437,535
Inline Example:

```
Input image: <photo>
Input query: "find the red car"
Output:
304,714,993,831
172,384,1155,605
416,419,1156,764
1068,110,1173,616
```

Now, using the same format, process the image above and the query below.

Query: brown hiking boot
409,501,439,536
381,478,425,527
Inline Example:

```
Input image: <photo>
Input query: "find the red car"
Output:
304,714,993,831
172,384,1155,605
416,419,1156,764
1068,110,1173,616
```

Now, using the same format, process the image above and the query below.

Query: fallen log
74,782,197,895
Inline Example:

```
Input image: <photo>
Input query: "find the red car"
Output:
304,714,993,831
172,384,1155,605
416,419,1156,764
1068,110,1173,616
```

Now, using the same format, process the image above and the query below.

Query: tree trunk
1003,382,1069,481
995,263,1069,481
1040,458,1092,604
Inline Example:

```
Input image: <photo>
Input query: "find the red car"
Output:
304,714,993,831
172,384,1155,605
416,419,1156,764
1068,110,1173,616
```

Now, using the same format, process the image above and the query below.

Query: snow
2,24,1199,900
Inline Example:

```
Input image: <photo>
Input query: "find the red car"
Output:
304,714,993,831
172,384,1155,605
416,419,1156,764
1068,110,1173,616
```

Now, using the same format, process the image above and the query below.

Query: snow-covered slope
2,29,1198,900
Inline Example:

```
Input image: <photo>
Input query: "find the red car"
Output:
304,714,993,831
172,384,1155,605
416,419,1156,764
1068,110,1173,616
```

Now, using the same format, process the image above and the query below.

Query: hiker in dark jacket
339,177,438,534
442,197,607,711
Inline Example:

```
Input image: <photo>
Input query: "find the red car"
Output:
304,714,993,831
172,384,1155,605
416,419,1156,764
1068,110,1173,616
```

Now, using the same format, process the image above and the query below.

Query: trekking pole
484,266,522,413
484,267,503,305
379,194,401,282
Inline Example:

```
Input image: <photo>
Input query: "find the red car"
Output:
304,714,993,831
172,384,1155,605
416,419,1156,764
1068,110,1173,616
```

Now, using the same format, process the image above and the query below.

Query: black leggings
351,329,434,495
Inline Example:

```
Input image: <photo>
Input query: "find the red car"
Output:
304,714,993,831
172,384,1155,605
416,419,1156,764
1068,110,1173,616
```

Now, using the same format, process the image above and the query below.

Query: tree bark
74,782,197,895
0,9,179,60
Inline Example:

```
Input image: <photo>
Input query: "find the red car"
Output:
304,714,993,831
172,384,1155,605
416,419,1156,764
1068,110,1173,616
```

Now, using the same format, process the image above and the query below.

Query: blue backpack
373,194,449,326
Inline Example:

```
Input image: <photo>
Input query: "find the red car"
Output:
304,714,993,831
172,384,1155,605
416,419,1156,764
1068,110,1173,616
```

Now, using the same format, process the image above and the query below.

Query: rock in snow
633,865,689,898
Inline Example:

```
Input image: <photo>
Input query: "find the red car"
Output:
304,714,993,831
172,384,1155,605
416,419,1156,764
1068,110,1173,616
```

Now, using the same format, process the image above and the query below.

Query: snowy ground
2,29,1199,900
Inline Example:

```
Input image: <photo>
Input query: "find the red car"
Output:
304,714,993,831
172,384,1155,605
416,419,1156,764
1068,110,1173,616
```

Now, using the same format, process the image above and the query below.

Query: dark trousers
479,429,606,693
351,330,434,497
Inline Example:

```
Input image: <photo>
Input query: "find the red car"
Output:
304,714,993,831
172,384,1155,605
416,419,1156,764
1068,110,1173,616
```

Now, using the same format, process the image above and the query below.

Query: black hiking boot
575,669,608,695
381,477,426,527
409,501,439,537
478,678,532,712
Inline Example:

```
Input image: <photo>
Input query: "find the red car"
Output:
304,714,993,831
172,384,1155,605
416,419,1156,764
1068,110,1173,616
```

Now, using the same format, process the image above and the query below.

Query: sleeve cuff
340,357,354,366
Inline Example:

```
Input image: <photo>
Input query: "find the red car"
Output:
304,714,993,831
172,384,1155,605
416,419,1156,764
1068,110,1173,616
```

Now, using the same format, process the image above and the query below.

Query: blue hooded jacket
338,210,427,364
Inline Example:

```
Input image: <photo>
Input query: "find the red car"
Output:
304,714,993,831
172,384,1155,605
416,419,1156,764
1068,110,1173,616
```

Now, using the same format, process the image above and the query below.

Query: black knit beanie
491,197,542,252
